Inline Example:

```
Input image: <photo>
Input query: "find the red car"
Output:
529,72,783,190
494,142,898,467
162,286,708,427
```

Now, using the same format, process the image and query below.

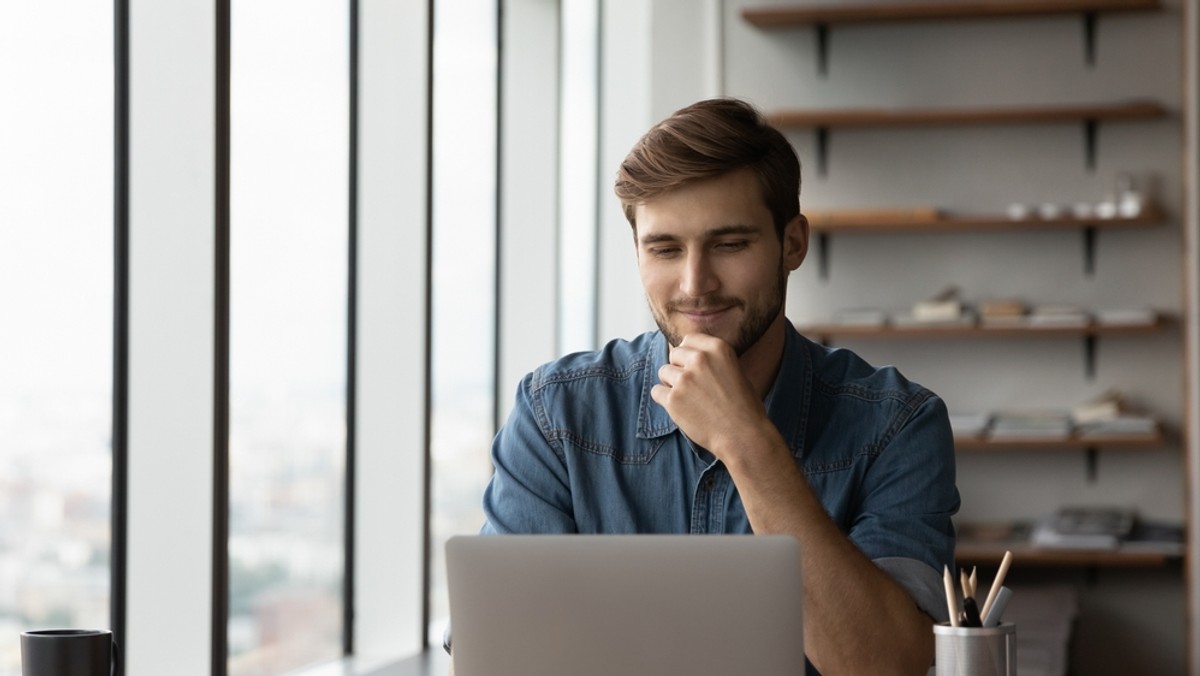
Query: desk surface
363,586,1075,676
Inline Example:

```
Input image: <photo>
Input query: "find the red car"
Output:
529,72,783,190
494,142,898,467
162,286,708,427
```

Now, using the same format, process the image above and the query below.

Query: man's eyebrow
638,224,762,246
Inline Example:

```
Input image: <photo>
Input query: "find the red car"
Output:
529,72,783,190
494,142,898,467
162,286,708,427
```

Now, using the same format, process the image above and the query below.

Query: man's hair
614,98,801,239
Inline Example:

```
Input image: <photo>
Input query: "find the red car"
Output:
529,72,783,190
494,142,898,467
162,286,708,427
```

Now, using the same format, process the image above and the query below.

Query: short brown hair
614,98,800,238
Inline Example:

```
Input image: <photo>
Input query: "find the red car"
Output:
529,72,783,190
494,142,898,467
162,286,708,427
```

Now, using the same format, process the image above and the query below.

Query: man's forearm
722,430,934,675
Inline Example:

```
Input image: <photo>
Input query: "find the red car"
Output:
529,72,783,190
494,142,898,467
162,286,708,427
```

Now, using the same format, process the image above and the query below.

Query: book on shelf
978,297,1027,327
988,409,1072,440
1094,306,1158,327
1071,390,1158,438
1031,506,1137,550
892,312,976,328
1076,416,1158,438
1119,519,1185,555
832,308,888,327
1027,305,1090,328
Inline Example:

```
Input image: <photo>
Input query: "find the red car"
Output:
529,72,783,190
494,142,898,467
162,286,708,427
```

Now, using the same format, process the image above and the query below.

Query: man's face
634,168,807,356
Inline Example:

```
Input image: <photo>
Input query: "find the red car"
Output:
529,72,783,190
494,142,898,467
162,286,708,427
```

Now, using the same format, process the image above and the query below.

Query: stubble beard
650,264,787,358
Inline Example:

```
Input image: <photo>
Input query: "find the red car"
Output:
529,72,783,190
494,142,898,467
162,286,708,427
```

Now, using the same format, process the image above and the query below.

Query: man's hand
650,333,771,458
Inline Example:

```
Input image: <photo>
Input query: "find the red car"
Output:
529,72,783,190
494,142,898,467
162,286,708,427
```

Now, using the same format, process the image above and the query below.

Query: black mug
20,629,119,676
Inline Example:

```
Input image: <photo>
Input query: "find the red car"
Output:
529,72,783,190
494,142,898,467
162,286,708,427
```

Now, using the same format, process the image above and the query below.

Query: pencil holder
933,622,1016,676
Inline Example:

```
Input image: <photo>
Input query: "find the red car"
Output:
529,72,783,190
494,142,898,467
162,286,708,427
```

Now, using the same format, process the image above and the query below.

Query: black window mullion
213,0,232,673
344,0,360,657
111,0,130,655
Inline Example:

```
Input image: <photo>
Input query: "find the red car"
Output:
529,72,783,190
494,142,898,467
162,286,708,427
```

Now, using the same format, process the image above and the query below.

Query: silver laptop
445,534,805,676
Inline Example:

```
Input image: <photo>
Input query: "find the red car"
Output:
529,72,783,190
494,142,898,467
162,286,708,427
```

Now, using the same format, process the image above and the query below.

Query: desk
365,587,1075,676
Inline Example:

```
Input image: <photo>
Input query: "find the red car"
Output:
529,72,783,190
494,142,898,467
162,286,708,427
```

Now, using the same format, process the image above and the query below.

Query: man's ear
783,213,808,271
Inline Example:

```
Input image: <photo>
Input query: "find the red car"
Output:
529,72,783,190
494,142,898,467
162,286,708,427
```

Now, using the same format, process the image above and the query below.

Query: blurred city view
1,1,114,673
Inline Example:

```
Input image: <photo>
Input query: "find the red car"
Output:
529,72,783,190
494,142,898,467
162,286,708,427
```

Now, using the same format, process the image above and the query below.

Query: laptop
445,534,805,676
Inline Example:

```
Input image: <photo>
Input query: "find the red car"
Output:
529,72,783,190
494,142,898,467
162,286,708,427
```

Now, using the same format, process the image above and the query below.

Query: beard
650,263,787,357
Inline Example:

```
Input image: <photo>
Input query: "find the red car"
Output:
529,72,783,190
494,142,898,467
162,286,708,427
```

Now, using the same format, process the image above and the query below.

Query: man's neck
739,314,789,400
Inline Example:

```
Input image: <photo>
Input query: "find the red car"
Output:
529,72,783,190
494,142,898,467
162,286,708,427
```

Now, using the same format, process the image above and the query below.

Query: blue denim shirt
481,323,959,669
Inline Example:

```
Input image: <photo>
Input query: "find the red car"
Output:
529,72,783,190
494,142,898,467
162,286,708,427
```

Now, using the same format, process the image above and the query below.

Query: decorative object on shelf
911,286,967,323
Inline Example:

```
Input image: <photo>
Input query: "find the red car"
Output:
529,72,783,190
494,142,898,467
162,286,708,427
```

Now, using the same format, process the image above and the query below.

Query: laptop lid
445,534,805,676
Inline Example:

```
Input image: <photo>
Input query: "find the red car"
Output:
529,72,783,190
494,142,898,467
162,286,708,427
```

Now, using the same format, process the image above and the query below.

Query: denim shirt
481,323,960,669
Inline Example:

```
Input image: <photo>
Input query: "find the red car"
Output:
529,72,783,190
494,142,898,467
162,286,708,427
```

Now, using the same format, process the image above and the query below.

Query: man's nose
680,251,718,297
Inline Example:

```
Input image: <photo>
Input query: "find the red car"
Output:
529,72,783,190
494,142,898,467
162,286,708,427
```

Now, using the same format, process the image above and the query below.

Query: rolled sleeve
848,393,960,615
482,372,577,534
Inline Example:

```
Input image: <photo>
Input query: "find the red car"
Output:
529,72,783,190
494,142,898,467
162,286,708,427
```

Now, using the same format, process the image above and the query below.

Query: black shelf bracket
816,126,830,177
1085,446,1100,483
1084,118,1099,171
1083,225,1098,276
1084,333,1098,380
816,232,831,281
816,23,830,77
1083,11,1099,67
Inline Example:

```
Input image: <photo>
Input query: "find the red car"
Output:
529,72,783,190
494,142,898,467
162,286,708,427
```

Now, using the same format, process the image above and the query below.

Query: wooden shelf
807,207,1164,234
956,544,1179,567
954,431,1165,452
768,101,1167,129
743,0,1161,28
797,317,1166,341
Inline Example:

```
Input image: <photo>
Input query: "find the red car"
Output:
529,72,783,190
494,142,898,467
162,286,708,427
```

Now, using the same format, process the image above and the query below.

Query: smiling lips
672,303,737,324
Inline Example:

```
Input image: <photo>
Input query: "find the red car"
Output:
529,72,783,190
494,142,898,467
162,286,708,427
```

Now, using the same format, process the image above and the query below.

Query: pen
943,565,959,627
961,596,982,627
980,550,1013,619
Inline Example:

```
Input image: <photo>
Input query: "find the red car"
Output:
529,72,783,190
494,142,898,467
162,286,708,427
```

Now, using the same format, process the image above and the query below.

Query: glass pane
558,0,599,354
0,2,114,674
428,0,498,642
228,1,348,673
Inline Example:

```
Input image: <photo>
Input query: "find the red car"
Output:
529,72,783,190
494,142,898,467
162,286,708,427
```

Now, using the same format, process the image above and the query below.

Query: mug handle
111,638,121,676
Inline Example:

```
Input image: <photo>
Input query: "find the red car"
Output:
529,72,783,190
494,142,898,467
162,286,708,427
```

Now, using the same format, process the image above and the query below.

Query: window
428,0,499,642
558,0,600,354
227,1,349,672
0,3,114,674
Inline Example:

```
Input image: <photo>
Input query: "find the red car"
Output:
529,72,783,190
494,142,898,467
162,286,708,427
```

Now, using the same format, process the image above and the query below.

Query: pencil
969,566,978,598
980,550,1013,619
959,568,971,602
943,565,960,627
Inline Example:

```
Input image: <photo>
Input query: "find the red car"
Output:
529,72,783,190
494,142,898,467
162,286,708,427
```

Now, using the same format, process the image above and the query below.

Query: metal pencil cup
933,622,1016,676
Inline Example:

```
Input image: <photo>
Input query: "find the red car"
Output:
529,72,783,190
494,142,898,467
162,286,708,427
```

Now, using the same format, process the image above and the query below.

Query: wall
596,0,1193,672
723,1,1187,672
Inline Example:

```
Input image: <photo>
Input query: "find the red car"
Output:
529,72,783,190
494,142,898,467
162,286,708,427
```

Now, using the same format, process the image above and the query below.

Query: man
479,98,959,675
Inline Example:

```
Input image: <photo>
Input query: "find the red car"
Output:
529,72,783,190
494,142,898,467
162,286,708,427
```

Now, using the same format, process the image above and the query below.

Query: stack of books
988,410,1073,440
1031,506,1136,550
1094,307,1158,327
832,308,888,327
1027,305,1090,328
979,298,1027,327
1071,390,1158,438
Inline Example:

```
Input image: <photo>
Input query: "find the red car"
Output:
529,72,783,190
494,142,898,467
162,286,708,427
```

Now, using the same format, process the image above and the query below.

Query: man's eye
717,240,748,251
650,247,681,258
